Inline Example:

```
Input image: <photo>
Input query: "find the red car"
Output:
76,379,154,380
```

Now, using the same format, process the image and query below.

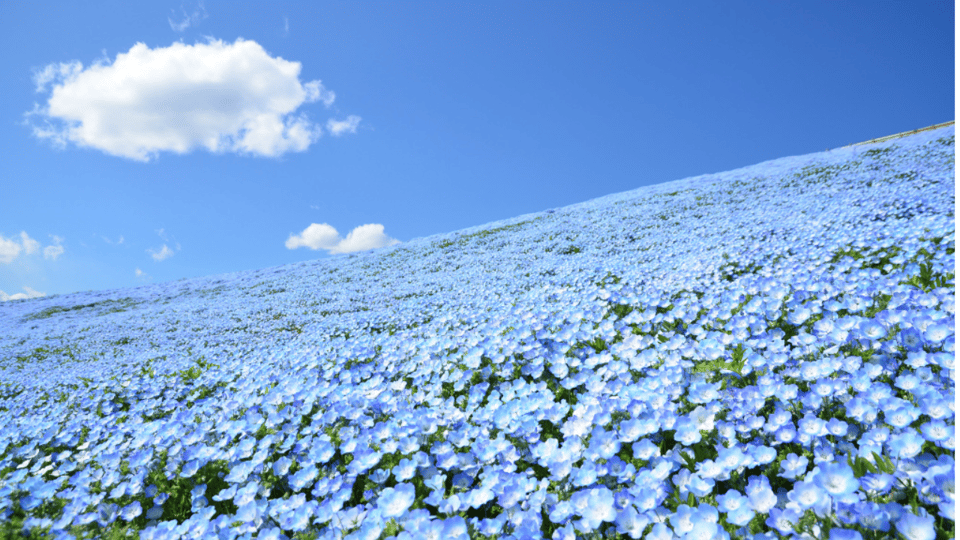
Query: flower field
0,126,954,540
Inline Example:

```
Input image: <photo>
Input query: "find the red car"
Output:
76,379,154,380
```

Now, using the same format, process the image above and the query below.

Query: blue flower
829,528,863,540
377,483,415,519
887,429,925,458
814,461,860,502
896,510,936,540
615,505,649,539
779,453,808,479
788,480,828,512
118,501,142,522
766,507,802,534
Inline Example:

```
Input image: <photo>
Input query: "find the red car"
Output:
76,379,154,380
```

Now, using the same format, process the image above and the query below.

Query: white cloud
286,223,399,254
0,286,46,302
149,244,175,261
0,232,59,263
326,115,362,136
44,235,64,260
26,38,353,161
135,267,148,279
0,236,21,264
20,232,39,255
169,1,208,32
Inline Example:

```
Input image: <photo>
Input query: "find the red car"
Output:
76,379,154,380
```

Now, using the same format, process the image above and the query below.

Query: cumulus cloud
20,232,39,255
149,244,175,261
286,223,399,254
0,286,46,302
26,38,354,161
0,232,60,263
169,1,208,32
0,236,20,264
44,235,64,260
327,115,362,136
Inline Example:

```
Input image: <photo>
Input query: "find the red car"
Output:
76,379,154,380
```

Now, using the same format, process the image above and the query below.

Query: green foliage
847,452,896,478
22,297,140,322
718,253,762,282
900,262,953,292
557,245,581,255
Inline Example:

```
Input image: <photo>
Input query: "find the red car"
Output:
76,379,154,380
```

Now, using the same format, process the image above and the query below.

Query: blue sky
1,1,954,301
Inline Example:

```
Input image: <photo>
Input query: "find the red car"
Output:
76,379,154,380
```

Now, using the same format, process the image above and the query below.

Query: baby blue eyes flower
888,430,925,459
118,501,142,522
896,510,936,540
780,453,809,479
830,529,864,540
815,462,860,500
858,320,886,340
289,464,318,491
273,456,292,476
920,420,951,443
392,458,417,481
923,323,951,344
378,483,416,519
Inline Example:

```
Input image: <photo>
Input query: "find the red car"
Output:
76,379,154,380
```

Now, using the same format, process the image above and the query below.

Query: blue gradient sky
1,1,954,300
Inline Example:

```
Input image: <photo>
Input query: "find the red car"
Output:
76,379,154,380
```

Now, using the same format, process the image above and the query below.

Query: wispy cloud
26,38,356,161
0,286,45,302
0,232,61,263
44,235,64,260
169,1,208,32
148,244,175,261
327,115,362,137
282,17,290,37
286,223,399,254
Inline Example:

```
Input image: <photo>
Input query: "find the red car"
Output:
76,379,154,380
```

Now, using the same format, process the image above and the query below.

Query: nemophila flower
670,504,697,535
766,507,802,534
616,504,650,539
774,423,797,444
633,438,661,461
919,420,952,443
888,429,925,459
896,510,936,540
788,479,829,514
780,453,807,479
923,322,951,344
858,319,886,341
378,483,415,519
826,418,849,437
798,414,826,439
716,490,754,526
687,473,715,498
814,461,860,502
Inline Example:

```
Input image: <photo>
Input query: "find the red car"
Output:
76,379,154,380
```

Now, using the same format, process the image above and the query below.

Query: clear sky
1,1,954,301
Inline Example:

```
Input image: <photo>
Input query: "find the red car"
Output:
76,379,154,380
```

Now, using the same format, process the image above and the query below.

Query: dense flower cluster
0,126,954,540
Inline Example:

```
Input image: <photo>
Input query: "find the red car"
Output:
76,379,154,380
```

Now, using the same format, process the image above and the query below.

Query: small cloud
283,17,290,37
286,223,399,254
309,204,321,210
0,235,21,264
148,244,175,261
20,232,39,255
326,115,362,137
0,231,54,263
44,235,64,260
26,38,353,161
135,267,150,280
0,286,46,302
169,1,208,32
101,234,124,244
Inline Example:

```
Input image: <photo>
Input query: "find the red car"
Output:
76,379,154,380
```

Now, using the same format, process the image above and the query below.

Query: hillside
0,125,954,540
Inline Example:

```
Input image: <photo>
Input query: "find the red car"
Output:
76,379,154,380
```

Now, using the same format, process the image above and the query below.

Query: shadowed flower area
0,126,954,539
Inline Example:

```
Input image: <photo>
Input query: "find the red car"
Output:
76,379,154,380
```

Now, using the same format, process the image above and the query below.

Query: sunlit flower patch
0,126,954,539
